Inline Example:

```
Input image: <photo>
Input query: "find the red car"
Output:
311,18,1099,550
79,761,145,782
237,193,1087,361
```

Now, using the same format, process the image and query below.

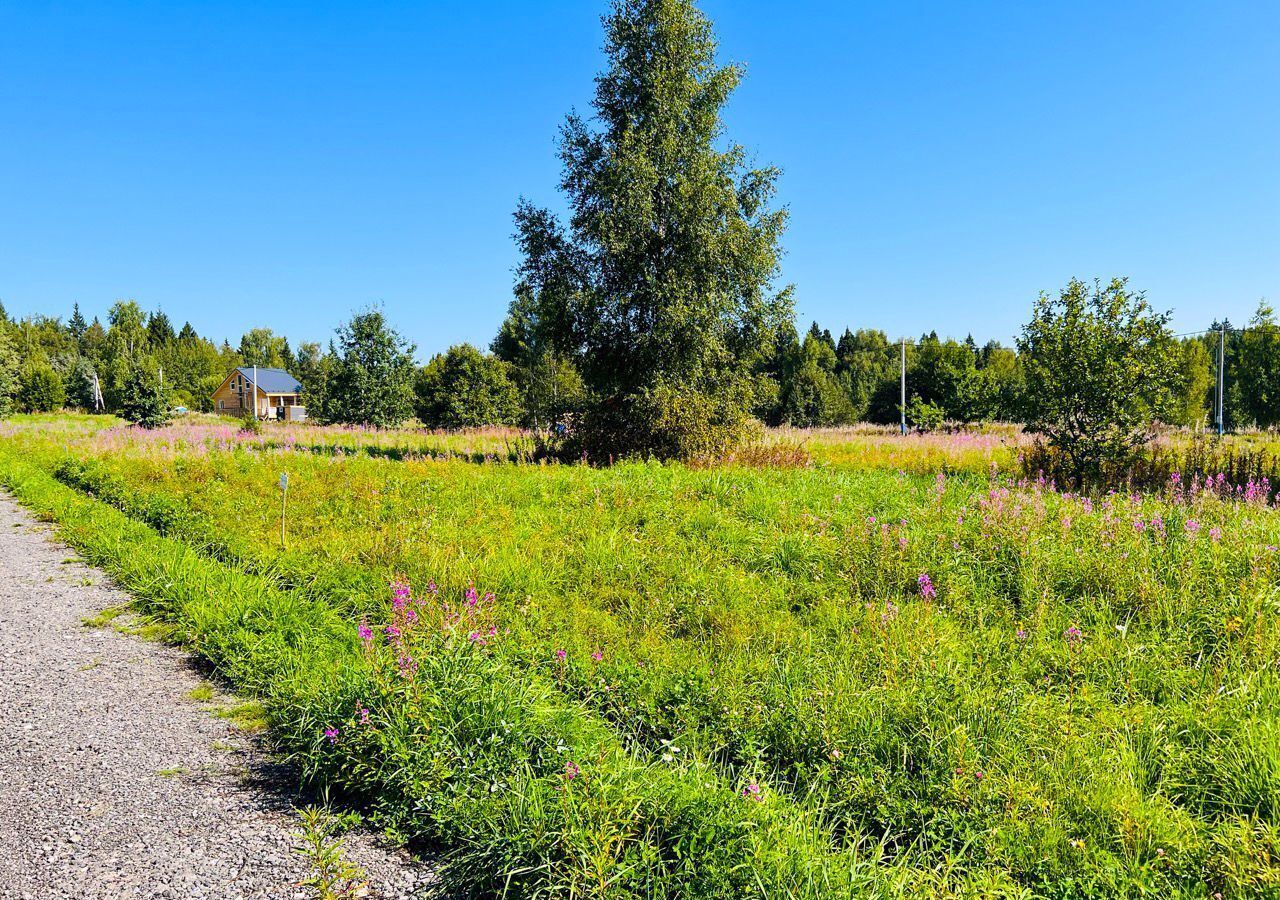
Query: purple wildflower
564,761,580,780
591,650,604,662
554,648,567,661
323,727,339,745
1064,626,1083,646
918,573,937,600
397,653,417,678
357,618,373,644
741,783,763,802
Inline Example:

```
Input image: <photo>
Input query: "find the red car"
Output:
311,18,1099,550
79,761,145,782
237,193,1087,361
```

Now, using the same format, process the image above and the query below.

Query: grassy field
2,413,1279,897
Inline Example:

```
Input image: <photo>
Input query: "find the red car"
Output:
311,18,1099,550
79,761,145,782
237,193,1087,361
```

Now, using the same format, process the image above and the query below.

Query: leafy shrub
1019,277,1181,486
906,396,945,432
17,360,66,413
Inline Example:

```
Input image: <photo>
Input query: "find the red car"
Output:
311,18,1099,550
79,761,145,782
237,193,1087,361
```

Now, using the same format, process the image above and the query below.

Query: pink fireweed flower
591,650,604,662
554,649,567,661
1064,626,1083,646
1015,628,1028,642
465,587,479,607
467,631,484,644
358,707,370,725
357,619,373,644
391,578,411,610
396,653,417,678
1209,527,1223,543
1184,519,1200,534
384,624,401,642
564,761,580,780
917,573,937,600
323,727,339,745
741,783,763,802
881,601,900,624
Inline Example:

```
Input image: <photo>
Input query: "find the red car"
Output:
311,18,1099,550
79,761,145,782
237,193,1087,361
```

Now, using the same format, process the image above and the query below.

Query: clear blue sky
2,1,1276,358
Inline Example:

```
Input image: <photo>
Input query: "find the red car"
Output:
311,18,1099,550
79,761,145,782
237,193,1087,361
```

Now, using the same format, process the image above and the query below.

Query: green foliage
293,806,367,899
17,359,66,412
775,325,857,426
1231,302,1280,428
1169,339,1213,428
64,356,100,411
238,327,294,370
414,344,521,429
511,0,793,459
117,362,171,428
905,395,945,431
0,328,17,417
1019,277,1180,485
322,309,416,427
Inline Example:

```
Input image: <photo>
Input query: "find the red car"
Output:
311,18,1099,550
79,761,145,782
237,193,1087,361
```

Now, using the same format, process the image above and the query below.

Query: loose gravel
0,493,434,899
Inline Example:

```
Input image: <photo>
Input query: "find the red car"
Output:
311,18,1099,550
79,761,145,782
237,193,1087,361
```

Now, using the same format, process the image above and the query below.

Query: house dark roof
234,367,302,393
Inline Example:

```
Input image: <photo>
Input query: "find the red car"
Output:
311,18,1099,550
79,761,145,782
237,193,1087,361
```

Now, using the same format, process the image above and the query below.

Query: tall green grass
4,414,1280,896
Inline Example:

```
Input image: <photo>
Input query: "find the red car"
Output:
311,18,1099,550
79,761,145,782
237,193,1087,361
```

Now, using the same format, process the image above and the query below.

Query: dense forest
1,294,1278,434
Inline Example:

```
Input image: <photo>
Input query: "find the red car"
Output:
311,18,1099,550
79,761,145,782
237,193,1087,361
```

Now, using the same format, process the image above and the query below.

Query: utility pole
252,364,259,421
900,337,907,436
1216,325,1225,437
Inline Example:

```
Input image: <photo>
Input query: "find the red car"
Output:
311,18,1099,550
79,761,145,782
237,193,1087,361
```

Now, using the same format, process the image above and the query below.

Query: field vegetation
3,413,1280,897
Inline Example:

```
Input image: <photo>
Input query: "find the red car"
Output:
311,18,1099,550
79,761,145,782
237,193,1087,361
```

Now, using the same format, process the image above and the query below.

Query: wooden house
211,367,305,420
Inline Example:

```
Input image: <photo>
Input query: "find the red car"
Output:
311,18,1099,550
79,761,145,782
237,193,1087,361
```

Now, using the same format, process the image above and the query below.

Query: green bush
17,360,65,413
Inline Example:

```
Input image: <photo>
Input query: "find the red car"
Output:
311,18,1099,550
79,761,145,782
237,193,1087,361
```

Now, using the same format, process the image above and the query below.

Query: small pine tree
68,303,88,345
118,362,171,428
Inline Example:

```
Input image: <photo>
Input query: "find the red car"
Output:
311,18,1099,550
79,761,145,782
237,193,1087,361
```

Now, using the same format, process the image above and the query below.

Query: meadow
2,413,1279,898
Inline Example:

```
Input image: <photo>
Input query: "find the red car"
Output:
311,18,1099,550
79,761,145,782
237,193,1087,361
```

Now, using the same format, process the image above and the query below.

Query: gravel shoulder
0,492,433,899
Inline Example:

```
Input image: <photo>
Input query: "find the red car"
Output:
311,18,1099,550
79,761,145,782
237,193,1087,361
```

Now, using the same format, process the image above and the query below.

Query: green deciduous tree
17,359,66,412
0,328,18,417
323,309,416,427
414,344,521,429
1019,277,1180,483
510,0,793,459
1231,302,1280,428
238,328,294,370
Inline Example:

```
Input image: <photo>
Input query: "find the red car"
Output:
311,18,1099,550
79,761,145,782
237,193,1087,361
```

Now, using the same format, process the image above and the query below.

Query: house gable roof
233,367,302,394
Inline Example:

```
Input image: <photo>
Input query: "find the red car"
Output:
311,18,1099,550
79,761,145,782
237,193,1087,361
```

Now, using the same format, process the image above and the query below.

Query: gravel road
0,493,433,899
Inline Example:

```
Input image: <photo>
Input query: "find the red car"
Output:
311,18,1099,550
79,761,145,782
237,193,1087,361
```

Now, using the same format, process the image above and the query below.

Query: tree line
2,0,1276,465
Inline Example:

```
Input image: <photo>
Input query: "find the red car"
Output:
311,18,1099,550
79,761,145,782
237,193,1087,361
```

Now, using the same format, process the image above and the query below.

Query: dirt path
0,493,433,899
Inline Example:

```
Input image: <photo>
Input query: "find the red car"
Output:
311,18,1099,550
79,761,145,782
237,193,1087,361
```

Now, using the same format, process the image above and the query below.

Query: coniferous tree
118,361,170,428
68,303,88,345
